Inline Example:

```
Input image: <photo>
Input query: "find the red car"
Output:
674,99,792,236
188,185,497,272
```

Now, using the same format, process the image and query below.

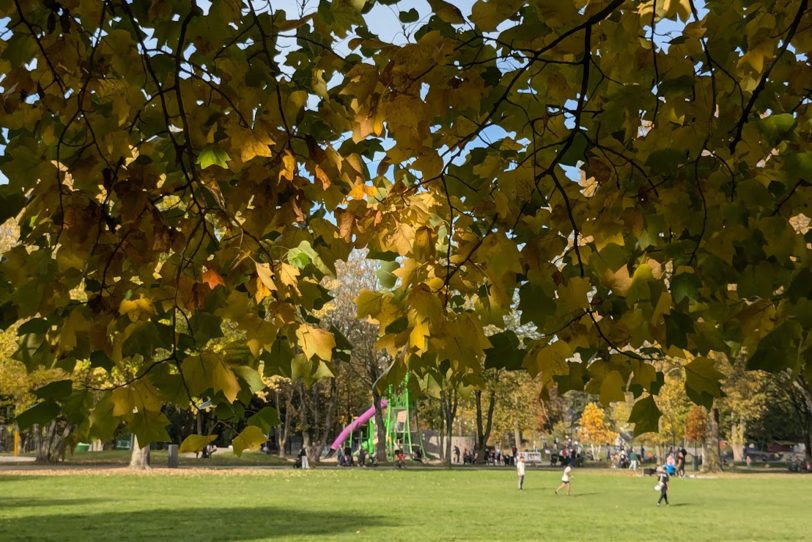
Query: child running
516,453,526,490
555,464,573,495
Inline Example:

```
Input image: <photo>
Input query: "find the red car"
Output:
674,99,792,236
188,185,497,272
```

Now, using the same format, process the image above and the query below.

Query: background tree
578,402,618,461
684,405,708,451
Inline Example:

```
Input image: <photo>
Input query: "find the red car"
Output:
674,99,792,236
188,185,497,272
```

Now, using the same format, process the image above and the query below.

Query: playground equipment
329,380,425,462
329,399,387,455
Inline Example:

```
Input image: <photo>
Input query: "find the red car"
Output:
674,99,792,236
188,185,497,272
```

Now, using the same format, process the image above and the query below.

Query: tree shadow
0,505,393,540
0,497,107,508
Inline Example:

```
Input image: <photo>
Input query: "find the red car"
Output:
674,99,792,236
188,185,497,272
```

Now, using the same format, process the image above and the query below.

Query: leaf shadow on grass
0,505,395,540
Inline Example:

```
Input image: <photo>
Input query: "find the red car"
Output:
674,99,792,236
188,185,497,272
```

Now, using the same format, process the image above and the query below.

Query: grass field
9,449,293,467
1,467,810,541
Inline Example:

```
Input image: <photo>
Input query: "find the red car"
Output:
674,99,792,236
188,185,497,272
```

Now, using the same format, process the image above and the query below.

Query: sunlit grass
1,468,810,541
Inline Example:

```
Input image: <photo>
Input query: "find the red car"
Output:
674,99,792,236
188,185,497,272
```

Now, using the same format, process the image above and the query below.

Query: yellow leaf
232,425,267,456
119,295,156,322
409,318,430,353
239,130,275,162
348,182,367,200
179,434,217,453
312,69,329,99
296,324,335,361
280,152,296,181
278,263,300,288
255,276,271,303
255,262,277,291
413,227,434,259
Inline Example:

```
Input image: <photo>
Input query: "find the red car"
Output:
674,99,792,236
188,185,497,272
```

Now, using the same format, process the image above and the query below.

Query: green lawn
2,449,292,467
1,468,810,541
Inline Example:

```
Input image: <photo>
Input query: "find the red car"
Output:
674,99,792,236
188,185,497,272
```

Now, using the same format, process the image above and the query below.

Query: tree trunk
372,386,388,462
791,376,812,464
278,387,293,458
35,420,73,463
513,420,522,450
702,406,722,472
129,435,150,469
441,389,457,468
475,388,496,464
730,420,745,462
313,379,338,463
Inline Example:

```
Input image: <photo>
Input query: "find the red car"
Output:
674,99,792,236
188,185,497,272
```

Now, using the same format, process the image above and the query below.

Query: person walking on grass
656,466,670,506
517,453,526,490
629,449,639,472
555,464,573,495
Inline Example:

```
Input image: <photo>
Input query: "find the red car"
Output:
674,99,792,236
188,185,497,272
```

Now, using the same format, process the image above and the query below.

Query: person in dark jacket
656,466,670,506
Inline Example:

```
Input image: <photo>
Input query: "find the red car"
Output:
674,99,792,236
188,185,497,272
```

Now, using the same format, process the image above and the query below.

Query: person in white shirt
555,464,573,495
516,453,526,490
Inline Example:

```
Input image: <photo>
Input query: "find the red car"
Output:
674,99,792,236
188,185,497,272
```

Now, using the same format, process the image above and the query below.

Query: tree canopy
1,0,811,445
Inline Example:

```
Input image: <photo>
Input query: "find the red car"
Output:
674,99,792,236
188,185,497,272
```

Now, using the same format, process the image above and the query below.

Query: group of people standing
453,445,519,466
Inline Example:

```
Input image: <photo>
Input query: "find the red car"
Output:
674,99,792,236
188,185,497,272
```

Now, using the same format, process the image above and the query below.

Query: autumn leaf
296,324,335,361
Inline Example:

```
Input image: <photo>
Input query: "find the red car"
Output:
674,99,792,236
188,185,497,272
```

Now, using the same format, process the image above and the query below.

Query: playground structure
329,381,426,462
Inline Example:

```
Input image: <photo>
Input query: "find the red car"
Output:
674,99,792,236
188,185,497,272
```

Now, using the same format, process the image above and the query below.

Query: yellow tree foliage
578,402,618,446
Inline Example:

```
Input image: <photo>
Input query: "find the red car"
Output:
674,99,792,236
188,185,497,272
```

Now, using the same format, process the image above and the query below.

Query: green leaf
18,318,50,335
182,352,241,403
376,260,398,289
554,362,588,393
757,113,795,144
248,406,280,433
129,410,171,446
33,380,73,401
399,8,419,23
385,316,409,334
197,146,230,169
628,395,661,436
179,434,218,453
484,331,524,370
15,401,60,431
287,241,329,273
518,282,555,327
684,357,724,408
0,185,25,223
560,131,589,166
232,425,267,456
90,350,114,371
747,321,803,373
671,272,700,304
232,366,264,393
665,312,693,349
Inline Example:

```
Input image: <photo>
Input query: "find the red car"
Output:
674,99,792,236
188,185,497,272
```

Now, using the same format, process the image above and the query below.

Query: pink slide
329,399,387,451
